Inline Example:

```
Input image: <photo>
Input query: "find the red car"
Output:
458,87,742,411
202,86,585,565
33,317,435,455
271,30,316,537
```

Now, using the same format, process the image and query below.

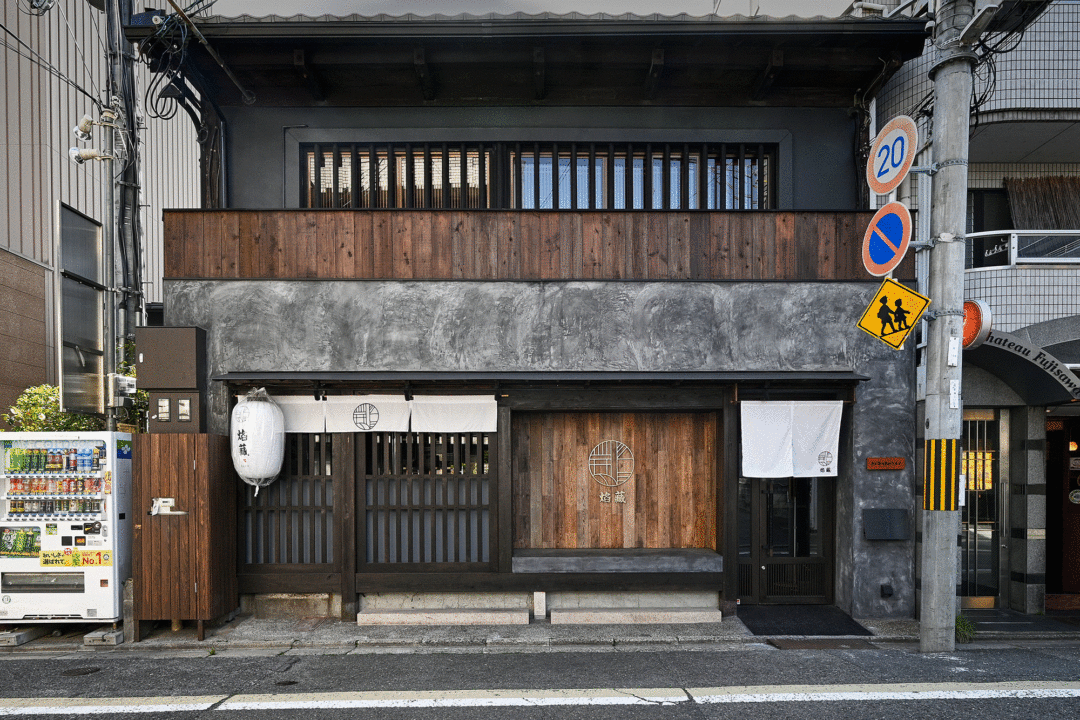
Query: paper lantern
231,389,284,492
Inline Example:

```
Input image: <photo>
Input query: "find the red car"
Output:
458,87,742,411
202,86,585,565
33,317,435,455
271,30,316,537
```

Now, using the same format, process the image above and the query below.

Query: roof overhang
127,13,928,108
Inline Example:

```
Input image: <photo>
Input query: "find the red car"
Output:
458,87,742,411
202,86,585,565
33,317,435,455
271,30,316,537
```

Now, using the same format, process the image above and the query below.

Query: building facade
0,1,199,425
875,0,1080,614
131,10,929,622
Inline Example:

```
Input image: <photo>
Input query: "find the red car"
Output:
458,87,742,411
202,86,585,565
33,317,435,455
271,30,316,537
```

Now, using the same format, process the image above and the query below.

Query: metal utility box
134,326,206,390
135,327,206,433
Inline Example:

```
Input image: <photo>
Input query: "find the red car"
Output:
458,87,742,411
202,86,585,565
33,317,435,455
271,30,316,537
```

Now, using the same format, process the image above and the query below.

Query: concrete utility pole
921,0,976,653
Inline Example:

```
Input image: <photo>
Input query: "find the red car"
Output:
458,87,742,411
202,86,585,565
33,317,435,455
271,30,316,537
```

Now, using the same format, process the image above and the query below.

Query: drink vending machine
0,432,132,623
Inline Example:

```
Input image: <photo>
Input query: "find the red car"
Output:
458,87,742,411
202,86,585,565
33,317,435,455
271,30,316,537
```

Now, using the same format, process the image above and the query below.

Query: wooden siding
0,250,47,428
132,434,236,626
512,412,719,550
163,210,913,281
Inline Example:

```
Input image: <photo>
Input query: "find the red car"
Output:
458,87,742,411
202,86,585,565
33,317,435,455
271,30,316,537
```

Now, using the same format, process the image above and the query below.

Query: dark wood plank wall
511,412,719,550
0,251,47,428
133,434,237,624
163,210,912,281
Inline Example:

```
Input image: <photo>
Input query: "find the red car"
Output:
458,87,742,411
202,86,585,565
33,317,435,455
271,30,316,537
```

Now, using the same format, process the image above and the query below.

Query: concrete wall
166,277,917,617
222,105,860,211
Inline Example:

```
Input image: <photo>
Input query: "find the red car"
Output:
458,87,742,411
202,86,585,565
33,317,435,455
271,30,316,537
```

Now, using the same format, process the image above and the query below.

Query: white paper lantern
231,389,285,493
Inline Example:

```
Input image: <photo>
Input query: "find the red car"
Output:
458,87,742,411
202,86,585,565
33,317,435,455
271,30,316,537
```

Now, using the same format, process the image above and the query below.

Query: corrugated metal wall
0,1,198,423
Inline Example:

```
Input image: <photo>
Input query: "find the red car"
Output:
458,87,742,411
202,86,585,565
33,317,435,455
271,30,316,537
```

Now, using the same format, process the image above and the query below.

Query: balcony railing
966,230,1080,269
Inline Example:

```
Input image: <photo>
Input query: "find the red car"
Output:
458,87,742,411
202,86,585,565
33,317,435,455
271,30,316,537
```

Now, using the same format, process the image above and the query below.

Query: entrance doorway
960,411,1010,608
737,476,833,604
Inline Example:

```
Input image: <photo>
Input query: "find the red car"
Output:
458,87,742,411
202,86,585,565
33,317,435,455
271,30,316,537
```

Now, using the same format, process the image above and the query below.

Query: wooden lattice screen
240,433,336,566
360,432,495,570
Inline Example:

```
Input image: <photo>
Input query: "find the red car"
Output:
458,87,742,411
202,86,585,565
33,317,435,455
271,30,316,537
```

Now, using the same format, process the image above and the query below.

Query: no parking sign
862,202,912,277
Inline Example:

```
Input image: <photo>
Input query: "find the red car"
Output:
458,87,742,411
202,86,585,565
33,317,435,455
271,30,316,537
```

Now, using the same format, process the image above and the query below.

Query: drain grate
768,638,877,650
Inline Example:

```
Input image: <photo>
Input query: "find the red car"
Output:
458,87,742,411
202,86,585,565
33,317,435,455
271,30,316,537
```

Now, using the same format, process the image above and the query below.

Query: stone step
357,608,531,626
549,608,723,625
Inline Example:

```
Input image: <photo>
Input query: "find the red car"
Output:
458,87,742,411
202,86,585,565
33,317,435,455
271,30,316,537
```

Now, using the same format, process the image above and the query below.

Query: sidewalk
4,609,1079,656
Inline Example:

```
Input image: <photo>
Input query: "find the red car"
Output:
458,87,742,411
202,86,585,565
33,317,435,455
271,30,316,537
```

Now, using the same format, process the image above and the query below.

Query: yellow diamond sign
857,277,930,350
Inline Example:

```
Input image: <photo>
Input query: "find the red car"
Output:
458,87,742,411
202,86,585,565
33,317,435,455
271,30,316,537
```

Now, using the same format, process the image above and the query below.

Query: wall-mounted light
1070,441,1078,452
72,114,94,141
68,147,114,165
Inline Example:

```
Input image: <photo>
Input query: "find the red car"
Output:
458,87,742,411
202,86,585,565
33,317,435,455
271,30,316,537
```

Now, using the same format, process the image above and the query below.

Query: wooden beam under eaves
645,48,664,98
751,48,783,101
292,49,325,102
414,47,435,101
533,47,546,100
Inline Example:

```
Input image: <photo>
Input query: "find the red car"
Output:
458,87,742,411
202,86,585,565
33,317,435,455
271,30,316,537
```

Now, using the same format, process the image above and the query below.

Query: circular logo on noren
352,403,380,430
589,440,634,487
818,451,834,467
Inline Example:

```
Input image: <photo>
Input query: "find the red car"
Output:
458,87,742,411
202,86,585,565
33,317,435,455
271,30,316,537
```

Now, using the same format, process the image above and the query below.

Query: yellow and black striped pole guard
924,438,960,511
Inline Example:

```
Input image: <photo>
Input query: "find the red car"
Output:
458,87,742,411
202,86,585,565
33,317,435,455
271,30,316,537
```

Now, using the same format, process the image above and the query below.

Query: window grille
240,433,334,565
361,432,494,569
302,142,776,210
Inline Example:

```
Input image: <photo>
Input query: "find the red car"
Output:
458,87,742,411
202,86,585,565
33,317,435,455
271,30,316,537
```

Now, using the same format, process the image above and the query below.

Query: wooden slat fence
360,432,496,571
239,434,338,580
163,210,909,281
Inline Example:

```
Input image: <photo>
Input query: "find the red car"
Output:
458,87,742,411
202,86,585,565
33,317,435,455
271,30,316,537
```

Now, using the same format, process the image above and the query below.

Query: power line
0,21,100,106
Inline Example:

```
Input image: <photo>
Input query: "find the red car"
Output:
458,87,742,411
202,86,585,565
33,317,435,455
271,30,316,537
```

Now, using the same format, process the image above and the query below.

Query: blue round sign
862,202,912,277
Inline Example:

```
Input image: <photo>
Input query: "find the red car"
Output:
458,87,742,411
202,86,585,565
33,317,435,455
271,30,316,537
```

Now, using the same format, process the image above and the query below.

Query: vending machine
0,432,132,623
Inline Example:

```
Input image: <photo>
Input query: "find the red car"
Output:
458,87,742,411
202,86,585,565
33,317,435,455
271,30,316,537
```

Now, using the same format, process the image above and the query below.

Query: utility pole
921,0,976,653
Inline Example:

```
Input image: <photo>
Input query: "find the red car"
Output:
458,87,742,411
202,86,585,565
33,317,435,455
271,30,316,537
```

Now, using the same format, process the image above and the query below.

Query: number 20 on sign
866,115,918,196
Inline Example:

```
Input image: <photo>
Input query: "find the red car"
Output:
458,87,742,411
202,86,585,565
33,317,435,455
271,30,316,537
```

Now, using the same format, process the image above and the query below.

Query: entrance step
357,608,531,626
549,608,722,624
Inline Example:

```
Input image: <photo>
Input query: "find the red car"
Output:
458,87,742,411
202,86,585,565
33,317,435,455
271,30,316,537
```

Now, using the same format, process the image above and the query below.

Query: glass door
961,411,1009,608
737,476,833,604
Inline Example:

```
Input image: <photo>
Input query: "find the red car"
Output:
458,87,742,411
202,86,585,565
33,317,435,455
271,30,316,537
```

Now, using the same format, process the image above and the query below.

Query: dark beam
751,48,783,101
292,49,325,102
645,48,664,98
533,47,546,100
413,46,435,101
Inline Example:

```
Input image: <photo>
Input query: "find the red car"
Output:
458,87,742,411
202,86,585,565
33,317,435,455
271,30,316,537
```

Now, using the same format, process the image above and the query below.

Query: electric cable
0,21,100,106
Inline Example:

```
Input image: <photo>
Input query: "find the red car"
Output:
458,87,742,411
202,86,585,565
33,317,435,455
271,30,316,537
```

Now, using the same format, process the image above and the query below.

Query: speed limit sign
867,115,918,196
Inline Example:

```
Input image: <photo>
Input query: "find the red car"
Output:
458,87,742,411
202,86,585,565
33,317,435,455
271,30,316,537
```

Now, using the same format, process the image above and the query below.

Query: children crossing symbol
856,278,931,350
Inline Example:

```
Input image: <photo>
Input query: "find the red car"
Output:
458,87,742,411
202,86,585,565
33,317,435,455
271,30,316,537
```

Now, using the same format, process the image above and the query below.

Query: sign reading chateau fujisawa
589,440,633,506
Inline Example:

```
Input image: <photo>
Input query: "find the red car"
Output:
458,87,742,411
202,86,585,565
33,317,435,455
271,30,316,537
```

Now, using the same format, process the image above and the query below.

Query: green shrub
955,614,976,644
3,385,104,432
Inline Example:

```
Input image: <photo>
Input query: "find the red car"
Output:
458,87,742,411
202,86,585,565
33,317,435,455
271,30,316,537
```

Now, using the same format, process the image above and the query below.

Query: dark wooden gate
236,433,354,597
357,431,497,572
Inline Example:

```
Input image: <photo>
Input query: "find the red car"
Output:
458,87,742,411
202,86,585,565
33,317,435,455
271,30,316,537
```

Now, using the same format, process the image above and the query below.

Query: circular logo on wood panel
352,403,379,431
589,440,634,487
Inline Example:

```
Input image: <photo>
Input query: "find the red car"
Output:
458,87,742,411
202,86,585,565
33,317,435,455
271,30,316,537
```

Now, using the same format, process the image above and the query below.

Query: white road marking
1,681,1079,714
688,680,1080,703
0,696,225,715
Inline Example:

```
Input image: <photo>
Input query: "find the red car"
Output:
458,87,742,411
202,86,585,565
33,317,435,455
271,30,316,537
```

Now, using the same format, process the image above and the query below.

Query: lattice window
361,432,494,568
240,434,334,565
301,142,776,210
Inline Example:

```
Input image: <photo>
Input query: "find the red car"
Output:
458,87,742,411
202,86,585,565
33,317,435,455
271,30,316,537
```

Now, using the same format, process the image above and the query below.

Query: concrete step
357,608,531,626
549,608,723,625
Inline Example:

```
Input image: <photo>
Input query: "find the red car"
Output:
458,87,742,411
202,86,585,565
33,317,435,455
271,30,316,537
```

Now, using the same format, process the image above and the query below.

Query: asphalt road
2,641,1080,718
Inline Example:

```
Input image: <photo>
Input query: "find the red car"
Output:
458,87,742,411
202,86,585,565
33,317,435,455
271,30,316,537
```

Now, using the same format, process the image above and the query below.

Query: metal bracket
908,158,967,176
926,309,964,321
912,231,966,252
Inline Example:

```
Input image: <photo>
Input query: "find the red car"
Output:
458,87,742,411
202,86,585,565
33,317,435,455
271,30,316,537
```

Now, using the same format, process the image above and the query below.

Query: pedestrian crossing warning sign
857,277,930,349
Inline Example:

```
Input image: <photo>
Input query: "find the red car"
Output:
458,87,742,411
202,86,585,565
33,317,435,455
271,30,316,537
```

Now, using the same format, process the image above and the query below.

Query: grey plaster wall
222,105,858,211
167,278,916,617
